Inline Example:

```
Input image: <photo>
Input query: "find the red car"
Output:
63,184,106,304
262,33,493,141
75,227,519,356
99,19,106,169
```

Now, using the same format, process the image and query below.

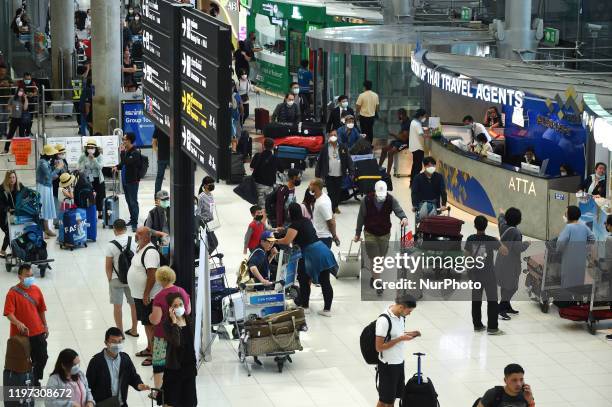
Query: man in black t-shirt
152,126,170,195
464,215,507,335
477,364,535,407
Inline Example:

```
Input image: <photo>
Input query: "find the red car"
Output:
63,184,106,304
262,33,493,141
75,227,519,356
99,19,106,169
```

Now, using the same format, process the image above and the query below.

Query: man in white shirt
463,115,492,142
105,219,138,337
127,226,161,366
409,109,429,181
375,296,420,407
309,178,339,248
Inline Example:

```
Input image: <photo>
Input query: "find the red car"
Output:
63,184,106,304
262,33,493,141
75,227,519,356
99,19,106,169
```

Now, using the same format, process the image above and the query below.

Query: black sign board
143,90,172,134
142,26,172,68
142,0,173,34
142,60,172,100
180,83,224,145
181,120,219,178
180,47,229,106
180,9,223,64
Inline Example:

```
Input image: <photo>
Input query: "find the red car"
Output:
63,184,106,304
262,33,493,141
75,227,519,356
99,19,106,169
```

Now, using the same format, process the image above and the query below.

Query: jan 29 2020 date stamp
2,386,73,401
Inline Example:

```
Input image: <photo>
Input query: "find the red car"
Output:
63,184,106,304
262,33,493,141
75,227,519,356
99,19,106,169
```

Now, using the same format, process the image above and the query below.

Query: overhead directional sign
142,0,173,34
181,9,222,64
142,60,172,99
142,26,172,64
181,120,219,178
143,90,172,134
180,84,222,144
181,47,226,105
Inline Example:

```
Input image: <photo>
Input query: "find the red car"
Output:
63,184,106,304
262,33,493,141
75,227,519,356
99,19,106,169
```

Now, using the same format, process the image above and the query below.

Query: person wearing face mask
5,87,28,153
128,12,142,36
408,108,429,181
46,349,94,407
125,7,135,24
379,108,411,175
4,264,48,387
243,205,281,255
197,176,216,223
410,157,448,219
78,138,106,219
145,190,170,246
234,43,252,84
520,146,541,167
113,132,142,232
290,81,308,118
315,133,353,214
471,133,493,157
559,163,573,177
37,144,64,237
0,170,23,257
162,293,197,407
149,267,191,393
272,168,301,228
237,68,257,125
579,162,607,198
271,93,300,124
354,181,409,296
556,205,595,291
52,144,70,222
336,114,361,149
327,95,354,133
86,327,149,406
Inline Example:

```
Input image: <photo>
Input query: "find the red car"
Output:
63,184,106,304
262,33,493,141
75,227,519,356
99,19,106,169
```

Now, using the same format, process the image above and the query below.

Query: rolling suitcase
85,204,97,241
59,208,88,249
103,174,120,228
275,145,307,171
254,94,270,133
354,158,381,194
228,153,246,185
336,241,361,279
297,121,325,136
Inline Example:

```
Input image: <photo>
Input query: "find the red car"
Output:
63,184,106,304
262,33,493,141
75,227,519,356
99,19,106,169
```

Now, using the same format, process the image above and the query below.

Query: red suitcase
417,216,464,238
558,304,612,322
254,94,270,133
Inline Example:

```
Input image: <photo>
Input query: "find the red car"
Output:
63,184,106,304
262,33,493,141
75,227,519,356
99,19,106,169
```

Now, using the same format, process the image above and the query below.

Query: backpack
111,237,134,284
264,186,285,225
472,386,505,407
400,374,440,407
74,174,95,208
15,187,41,218
138,151,149,180
141,244,169,268
360,314,392,365
236,248,263,286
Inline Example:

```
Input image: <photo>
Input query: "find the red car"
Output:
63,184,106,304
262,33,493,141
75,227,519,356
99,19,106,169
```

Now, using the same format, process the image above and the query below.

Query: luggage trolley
523,239,563,313
5,219,54,277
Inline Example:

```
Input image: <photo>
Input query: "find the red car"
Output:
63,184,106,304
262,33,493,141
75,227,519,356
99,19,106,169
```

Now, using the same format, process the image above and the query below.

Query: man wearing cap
354,180,409,295
248,230,278,287
144,190,170,246
336,114,361,150
52,144,70,227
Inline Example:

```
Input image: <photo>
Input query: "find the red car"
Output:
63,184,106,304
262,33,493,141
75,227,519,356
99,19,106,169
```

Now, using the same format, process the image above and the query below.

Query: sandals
135,349,152,357
141,358,152,366
125,329,139,338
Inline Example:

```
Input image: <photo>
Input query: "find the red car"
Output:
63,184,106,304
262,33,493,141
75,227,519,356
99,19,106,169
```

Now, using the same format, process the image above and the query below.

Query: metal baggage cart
5,220,54,276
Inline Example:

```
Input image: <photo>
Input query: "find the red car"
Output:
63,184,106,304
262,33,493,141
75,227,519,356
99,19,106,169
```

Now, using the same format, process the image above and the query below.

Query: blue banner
121,101,155,147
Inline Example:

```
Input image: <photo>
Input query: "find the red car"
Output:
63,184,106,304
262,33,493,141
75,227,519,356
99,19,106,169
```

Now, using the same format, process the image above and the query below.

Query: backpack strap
141,245,157,269
110,237,131,275
11,286,38,308
491,386,505,407
378,313,392,363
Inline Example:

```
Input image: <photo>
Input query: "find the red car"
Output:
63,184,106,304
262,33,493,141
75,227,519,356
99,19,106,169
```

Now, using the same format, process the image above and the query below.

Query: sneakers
606,334,612,340
317,310,332,317
474,325,486,332
499,312,511,321
507,308,519,315
487,328,504,335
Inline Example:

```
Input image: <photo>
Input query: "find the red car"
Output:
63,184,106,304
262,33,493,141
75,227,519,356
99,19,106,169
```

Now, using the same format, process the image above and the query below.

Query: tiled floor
1,98,611,406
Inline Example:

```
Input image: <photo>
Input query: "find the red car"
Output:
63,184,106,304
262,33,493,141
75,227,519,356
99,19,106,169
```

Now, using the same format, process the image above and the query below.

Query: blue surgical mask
160,200,170,209
70,365,80,376
23,276,35,288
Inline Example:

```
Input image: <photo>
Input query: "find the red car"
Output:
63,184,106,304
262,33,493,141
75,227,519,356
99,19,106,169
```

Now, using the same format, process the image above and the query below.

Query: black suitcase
298,121,325,136
263,122,297,139
228,153,246,184
354,158,381,194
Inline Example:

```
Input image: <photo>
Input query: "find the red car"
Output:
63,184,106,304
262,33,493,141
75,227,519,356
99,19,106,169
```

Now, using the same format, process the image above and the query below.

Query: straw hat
85,138,98,148
59,173,75,188
55,144,66,154
42,144,58,156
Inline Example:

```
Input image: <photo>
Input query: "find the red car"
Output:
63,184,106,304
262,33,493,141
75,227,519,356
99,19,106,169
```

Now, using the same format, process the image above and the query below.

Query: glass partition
327,52,345,107
255,13,287,67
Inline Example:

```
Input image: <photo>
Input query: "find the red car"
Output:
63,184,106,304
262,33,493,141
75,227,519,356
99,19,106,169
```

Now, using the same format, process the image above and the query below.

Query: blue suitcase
59,208,88,249
103,195,120,229
85,204,97,241
275,145,308,171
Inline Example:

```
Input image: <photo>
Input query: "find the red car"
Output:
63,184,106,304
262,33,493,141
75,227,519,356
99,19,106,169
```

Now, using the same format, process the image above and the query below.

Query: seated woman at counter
484,106,502,132
271,93,300,124
471,133,493,157
521,147,542,167
578,162,607,198
559,163,574,177
336,114,361,149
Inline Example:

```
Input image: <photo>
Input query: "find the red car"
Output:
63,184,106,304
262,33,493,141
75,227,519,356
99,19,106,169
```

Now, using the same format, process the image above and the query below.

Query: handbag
233,176,258,205
240,93,249,103
206,229,218,253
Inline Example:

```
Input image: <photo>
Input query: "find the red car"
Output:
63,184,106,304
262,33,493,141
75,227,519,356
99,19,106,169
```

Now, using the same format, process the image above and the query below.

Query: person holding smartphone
476,364,535,407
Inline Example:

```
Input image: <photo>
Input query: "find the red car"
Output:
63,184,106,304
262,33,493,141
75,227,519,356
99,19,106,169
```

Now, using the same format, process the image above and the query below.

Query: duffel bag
246,332,303,356
262,308,306,326
244,308,306,338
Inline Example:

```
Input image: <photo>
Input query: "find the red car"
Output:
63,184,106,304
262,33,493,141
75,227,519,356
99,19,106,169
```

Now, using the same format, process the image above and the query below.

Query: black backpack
141,244,169,268
360,314,392,365
400,353,439,407
264,185,283,225
137,151,149,180
74,173,95,208
111,237,134,284
472,386,506,407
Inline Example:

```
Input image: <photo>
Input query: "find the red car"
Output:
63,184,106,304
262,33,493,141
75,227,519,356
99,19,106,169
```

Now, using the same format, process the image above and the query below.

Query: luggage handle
347,240,361,257
268,317,297,350
413,352,425,384
240,279,285,290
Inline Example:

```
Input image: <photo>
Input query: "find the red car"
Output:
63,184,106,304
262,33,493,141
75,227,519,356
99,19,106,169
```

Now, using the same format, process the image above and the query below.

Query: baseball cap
375,180,388,199
155,190,170,200
260,230,276,242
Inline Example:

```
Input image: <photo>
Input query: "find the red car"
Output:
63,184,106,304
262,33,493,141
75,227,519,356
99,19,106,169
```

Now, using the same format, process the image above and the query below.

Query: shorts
109,278,134,305
152,337,167,373
377,362,405,404
390,140,408,151
134,298,153,325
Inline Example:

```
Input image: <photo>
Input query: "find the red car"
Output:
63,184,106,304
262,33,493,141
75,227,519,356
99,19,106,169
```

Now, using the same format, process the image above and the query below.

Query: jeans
29,333,48,386
410,149,424,179
155,159,169,195
123,182,140,227
325,175,343,211
471,271,499,329
359,116,375,144
499,287,517,312
320,237,333,249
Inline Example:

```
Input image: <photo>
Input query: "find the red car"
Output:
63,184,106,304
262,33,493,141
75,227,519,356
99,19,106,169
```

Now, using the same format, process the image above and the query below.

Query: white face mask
286,100,294,107
425,166,436,174
58,154,65,159
420,118,427,123
87,148,95,155
341,101,348,108
109,343,123,354
241,75,247,80
560,171,567,176
524,155,531,161
346,122,354,129
292,88,300,95
329,136,338,143
175,306,185,317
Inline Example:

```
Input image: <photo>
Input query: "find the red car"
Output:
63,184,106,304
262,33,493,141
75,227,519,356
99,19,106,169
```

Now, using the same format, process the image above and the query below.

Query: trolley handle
240,279,285,290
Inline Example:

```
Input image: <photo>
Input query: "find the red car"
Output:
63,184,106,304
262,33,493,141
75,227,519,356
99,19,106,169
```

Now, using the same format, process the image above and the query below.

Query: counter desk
430,137,581,240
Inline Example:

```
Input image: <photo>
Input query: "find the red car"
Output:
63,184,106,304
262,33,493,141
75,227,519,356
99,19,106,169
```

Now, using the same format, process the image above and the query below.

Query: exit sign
544,27,559,45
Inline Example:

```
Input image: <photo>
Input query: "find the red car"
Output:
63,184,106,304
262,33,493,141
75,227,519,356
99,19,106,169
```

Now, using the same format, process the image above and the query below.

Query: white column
50,0,75,90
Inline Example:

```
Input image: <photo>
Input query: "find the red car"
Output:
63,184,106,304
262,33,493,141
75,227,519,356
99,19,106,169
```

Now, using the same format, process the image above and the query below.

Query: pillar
497,0,540,61
91,0,121,134
49,0,75,90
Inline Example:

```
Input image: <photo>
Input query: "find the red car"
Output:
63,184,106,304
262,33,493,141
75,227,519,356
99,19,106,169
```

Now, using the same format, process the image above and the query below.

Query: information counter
430,137,581,240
